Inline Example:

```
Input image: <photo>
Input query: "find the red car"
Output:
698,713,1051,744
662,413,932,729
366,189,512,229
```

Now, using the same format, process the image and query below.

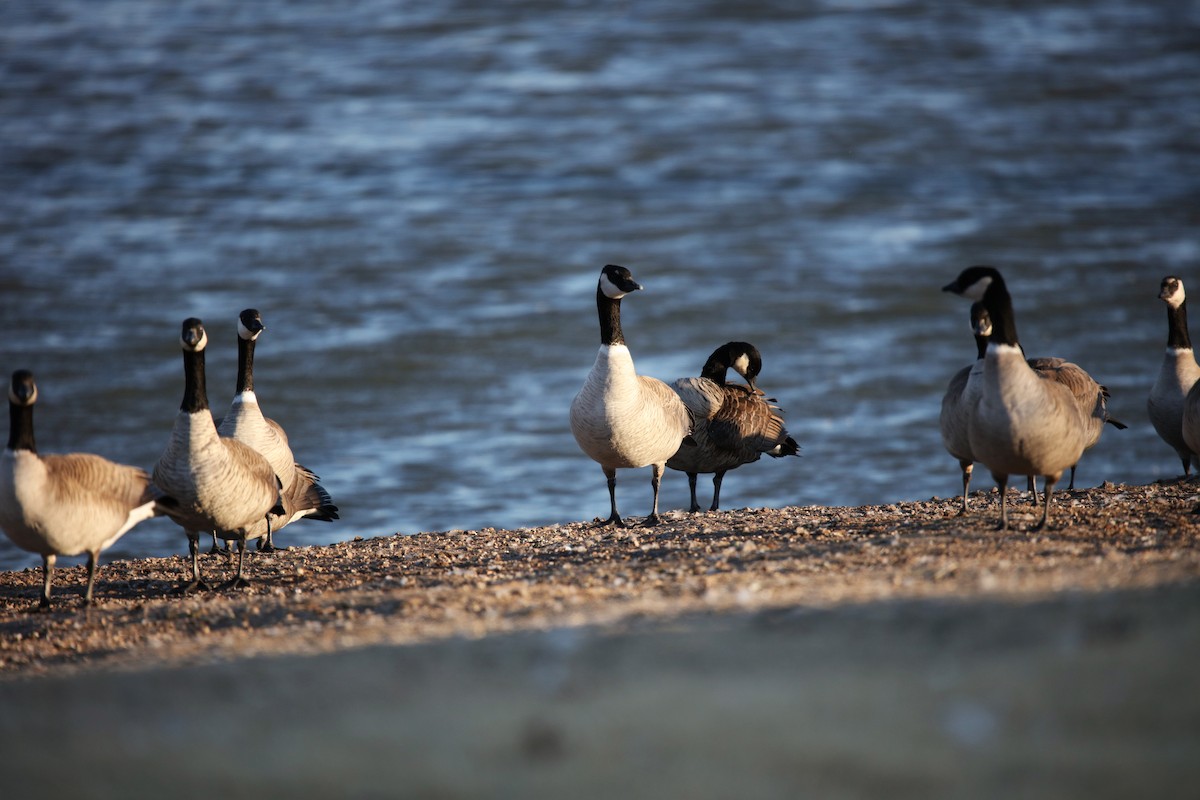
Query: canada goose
1149,276,1200,476
971,305,1127,494
153,318,285,592
0,370,175,608
1027,356,1126,489
942,266,1090,530
570,264,693,526
216,308,338,552
667,341,799,512
938,303,989,514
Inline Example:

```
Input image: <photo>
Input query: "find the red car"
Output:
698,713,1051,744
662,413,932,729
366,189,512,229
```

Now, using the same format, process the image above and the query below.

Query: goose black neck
700,355,730,385
7,403,35,452
181,348,210,413
973,333,988,360
596,287,625,346
236,335,256,393
980,278,1020,348
1167,300,1192,350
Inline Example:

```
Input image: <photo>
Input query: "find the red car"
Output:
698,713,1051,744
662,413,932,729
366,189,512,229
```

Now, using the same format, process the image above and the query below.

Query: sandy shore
1,481,1199,797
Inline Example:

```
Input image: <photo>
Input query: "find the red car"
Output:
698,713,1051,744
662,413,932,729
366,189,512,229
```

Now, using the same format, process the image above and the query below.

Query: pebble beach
1,481,1198,797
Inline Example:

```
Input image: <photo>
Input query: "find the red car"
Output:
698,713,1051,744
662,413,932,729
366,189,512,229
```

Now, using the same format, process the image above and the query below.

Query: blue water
1,0,1198,571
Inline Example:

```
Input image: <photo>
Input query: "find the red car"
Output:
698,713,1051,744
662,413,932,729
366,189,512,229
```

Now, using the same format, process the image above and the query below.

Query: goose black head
1160,276,1185,307
238,308,266,340
180,318,208,353
943,265,1005,302
8,370,37,407
599,264,643,299
724,341,763,391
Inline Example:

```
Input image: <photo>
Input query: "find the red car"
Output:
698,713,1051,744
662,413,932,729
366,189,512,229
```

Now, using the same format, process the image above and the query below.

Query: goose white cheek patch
960,276,992,301
599,273,628,300
238,320,264,340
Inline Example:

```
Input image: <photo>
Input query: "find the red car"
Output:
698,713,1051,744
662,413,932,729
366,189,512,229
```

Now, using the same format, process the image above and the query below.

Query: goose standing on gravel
939,303,989,514
0,370,175,608
1149,276,1200,477
971,304,1127,495
1026,355,1125,489
154,318,284,592
570,264,693,526
942,266,1090,531
667,341,799,512
216,308,338,552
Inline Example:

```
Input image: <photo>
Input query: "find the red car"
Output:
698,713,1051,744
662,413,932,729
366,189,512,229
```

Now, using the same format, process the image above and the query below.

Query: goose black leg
686,473,701,513
958,461,973,515
643,464,665,526
178,531,210,594
1032,476,1057,531
995,474,1009,531
595,467,627,527
709,471,726,512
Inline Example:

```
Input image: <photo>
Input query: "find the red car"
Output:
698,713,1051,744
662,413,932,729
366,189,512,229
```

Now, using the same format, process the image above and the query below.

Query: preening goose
938,303,989,514
0,370,174,608
942,266,1090,531
1149,276,1200,476
667,341,799,512
570,264,693,526
216,308,338,551
153,318,284,592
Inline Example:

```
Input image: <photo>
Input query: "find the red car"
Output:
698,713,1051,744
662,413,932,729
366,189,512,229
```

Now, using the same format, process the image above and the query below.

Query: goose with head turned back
942,266,1090,531
153,317,284,592
939,303,989,514
1149,276,1200,477
216,308,338,552
667,341,799,512
0,370,176,609
570,264,693,526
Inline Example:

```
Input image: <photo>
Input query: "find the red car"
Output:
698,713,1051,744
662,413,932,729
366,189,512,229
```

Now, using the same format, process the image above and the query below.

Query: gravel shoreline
2,481,1199,798
2,480,1197,678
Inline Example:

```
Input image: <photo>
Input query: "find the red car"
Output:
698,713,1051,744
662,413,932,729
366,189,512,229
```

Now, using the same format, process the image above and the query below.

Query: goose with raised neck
215,308,338,552
1150,276,1200,476
942,266,1090,531
570,264,693,526
153,317,284,592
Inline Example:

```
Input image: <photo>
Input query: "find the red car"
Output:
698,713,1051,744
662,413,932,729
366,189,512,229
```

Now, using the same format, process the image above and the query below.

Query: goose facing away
0,370,175,608
216,308,338,552
570,264,693,527
938,303,989,514
942,266,1090,531
667,341,799,512
1149,276,1200,476
153,318,285,592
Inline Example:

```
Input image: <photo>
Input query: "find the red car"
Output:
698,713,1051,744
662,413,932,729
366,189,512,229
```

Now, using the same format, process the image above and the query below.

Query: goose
667,341,799,512
215,308,338,552
1027,356,1125,489
971,304,1127,495
0,370,175,609
153,318,284,592
569,264,693,526
1149,276,1200,477
938,303,989,514
942,266,1091,530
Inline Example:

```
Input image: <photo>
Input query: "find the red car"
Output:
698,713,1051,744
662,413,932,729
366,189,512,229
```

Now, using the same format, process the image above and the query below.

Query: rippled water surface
1,0,1197,570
